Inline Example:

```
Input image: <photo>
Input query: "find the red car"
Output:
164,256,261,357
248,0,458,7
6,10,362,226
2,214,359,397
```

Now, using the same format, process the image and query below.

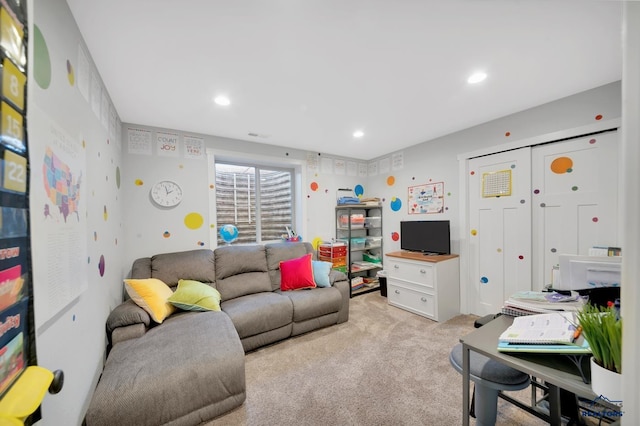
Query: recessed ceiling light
467,72,487,84
214,95,231,106
353,130,364,138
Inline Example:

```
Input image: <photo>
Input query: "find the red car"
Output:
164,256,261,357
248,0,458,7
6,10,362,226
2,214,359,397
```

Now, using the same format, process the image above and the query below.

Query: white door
531,131,619,290
468,148,532,316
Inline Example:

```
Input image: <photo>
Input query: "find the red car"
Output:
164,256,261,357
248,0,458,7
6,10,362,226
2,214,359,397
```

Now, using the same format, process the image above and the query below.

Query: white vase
590,357,622,402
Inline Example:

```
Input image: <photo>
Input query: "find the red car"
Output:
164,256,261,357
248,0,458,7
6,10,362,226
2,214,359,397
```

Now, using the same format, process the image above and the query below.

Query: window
215,162,294,245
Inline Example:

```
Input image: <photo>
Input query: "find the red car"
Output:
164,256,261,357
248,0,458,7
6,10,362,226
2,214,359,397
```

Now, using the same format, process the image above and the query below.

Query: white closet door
531,131,619,290
468,148,532,316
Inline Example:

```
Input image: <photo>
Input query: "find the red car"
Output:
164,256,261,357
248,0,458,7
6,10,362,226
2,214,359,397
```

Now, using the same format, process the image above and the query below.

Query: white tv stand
385,251,460,322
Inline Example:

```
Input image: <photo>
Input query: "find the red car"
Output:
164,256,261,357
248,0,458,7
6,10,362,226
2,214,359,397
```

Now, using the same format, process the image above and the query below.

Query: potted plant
576,302,622,401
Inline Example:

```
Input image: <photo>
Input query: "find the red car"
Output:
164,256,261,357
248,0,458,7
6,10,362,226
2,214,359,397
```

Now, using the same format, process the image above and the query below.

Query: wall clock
150,180,183,207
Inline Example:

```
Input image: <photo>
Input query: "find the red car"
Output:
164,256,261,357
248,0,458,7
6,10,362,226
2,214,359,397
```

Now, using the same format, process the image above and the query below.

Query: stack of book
501,291,587,317
497,312,591,354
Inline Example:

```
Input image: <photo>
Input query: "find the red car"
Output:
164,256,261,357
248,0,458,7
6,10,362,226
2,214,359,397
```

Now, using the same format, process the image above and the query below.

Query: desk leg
462,343,470,426
547,383,562,426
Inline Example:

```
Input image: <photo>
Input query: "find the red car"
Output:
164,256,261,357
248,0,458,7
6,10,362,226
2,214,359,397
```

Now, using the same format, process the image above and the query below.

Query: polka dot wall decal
534,189,540,194
94,231,97,241
34,25,52,89
520,199,525,204
471,229,477,236
550,248,557,253
325,189,329,193
73,314,76,321
307,194,311,198
98,255,105,277
505,132,511,137
184,212,204,229
550,156,573,174
480,277,489,284
163,231,171,238
589,139,596,144
67,60,75,85
497,248,502,253
391,232,399,242
390,197,402,211
354,185,364,196
572,186,579,191
519,255,524,260
310,182,319,191
595,114,603,120
386,176,395,186
540,203,546,207
593,217,599,222
116,167,121,188
511,164,516,169
197,241,205,246
135,179,144,186
210,184,215,189
470,171,475,175
104,206,108,220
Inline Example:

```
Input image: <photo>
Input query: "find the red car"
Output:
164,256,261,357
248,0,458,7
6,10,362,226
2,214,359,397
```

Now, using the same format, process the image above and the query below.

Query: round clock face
150,180,183,207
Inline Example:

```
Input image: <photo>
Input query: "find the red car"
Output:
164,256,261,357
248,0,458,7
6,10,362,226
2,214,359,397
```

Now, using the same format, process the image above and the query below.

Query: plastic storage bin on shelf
362,252,381,264
365,236,382,249
338,213,365,229
350,238,366,250
364,216,381,228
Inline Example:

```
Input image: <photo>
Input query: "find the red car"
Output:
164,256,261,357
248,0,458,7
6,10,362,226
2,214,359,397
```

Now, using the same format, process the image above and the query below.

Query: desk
460,315,595,426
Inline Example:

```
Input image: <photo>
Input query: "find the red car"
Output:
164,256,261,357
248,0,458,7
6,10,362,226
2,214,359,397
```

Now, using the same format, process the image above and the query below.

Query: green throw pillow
168,279,221,312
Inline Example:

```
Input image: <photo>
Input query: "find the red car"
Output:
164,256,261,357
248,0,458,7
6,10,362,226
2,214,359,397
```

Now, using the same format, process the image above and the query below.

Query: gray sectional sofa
86,242,349,426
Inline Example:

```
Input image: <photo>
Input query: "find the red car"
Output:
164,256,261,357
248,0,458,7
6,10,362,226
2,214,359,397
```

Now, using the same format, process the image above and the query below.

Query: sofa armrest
329,269,348,285
106,299,150,345
111,323,148,346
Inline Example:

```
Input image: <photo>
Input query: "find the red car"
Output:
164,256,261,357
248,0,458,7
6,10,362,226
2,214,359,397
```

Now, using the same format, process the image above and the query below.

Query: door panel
468,148,532,316
531,131,619,290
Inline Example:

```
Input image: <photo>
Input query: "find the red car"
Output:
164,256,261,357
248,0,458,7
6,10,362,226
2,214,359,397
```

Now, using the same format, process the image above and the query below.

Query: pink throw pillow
280,253,317,291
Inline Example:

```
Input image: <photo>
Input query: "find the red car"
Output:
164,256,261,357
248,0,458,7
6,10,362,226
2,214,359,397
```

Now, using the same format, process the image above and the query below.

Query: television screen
400,220,450,255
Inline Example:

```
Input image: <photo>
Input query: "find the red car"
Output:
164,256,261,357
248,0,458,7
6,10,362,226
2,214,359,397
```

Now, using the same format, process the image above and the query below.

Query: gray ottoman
86,311,246,426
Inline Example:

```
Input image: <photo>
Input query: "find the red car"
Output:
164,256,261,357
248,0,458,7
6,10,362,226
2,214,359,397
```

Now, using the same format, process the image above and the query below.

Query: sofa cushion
87,311,246,426
168,279,221,311
312,260,332,288
124,278,176,323
133,249,216,287
221,292,293,339
280,253,316,291
280,286,342,322
215,245,271,300
265,241,313,291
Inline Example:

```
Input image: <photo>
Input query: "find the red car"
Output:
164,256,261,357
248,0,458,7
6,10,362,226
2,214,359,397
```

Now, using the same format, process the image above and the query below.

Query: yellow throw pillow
124,278,176,323
168,279,221,312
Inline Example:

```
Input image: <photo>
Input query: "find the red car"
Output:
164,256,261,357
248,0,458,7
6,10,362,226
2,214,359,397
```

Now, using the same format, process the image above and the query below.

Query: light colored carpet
206,292,563,425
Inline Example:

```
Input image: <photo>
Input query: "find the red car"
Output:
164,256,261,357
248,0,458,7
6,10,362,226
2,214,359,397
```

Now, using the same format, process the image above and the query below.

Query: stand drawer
387,259,434,289
388,282,435,319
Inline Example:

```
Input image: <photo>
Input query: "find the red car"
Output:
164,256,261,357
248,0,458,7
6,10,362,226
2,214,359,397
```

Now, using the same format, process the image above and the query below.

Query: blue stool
450,343,530,426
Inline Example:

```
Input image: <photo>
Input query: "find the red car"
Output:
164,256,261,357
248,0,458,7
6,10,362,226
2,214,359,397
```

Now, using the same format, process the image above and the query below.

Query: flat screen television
400,220,450,255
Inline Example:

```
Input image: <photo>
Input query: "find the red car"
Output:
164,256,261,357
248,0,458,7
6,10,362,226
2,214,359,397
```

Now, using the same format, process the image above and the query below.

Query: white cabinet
385,252,460,322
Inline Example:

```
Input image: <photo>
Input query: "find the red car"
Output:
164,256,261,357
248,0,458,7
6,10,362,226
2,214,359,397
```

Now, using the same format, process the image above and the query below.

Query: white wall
121,124,364,268
30,0,124,423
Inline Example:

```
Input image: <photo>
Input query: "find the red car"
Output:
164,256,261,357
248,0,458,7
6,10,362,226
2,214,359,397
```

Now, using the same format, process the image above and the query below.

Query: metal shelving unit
335,205,383,297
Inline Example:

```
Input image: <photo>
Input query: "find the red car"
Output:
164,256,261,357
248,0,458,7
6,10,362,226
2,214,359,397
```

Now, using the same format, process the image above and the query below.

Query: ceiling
64,0,623,160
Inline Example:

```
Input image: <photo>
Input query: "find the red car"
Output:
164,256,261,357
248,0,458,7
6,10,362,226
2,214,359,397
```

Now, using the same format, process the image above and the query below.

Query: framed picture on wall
408,182,444,214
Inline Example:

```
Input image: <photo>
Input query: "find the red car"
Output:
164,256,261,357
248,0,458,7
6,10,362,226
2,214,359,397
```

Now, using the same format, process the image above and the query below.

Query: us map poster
30,105,88,330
